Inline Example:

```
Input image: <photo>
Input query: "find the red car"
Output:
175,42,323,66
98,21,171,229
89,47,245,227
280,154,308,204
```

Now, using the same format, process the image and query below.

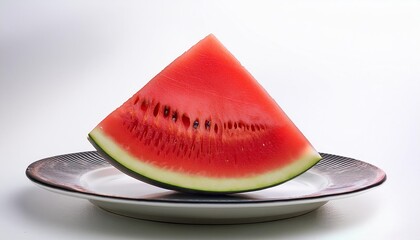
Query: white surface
1,0,419,239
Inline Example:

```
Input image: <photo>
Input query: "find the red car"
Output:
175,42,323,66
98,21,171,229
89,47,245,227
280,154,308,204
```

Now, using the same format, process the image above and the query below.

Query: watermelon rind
88,127,322,194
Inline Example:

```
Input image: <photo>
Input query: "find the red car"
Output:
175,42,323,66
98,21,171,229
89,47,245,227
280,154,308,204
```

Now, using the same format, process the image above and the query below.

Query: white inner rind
89,127,322,192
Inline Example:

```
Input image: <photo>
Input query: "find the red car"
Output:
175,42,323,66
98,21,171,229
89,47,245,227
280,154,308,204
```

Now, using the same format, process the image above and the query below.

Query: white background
1,0,419,239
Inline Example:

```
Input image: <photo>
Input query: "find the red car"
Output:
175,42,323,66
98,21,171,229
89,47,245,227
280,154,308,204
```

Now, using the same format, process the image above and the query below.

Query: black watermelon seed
172,112,178,122
163,106,170,117
193,120,199,129
205,120,211,130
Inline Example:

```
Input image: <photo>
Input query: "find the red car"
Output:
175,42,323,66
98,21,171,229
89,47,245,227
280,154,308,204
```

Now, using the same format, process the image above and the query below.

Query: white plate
26,152,386,224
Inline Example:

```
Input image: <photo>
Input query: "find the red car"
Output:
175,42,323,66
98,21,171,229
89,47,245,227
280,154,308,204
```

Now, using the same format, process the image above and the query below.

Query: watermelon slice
88,34,322,194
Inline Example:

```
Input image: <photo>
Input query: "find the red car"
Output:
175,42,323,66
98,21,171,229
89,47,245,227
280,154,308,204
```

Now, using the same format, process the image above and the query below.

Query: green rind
88,127,322,194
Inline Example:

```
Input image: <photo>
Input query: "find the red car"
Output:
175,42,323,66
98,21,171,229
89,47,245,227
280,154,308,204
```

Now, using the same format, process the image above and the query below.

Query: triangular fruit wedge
88,34,322,194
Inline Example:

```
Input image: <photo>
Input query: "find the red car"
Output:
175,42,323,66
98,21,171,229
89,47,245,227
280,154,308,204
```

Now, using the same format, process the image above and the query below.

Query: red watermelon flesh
88,34,321,194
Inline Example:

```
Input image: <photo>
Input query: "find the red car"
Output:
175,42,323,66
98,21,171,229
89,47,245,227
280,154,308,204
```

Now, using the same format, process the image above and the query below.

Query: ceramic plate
26,152,386,224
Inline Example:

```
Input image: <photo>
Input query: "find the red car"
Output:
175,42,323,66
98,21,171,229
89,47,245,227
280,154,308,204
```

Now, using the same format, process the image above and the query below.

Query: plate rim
30,179,374,208
25,151,387,206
